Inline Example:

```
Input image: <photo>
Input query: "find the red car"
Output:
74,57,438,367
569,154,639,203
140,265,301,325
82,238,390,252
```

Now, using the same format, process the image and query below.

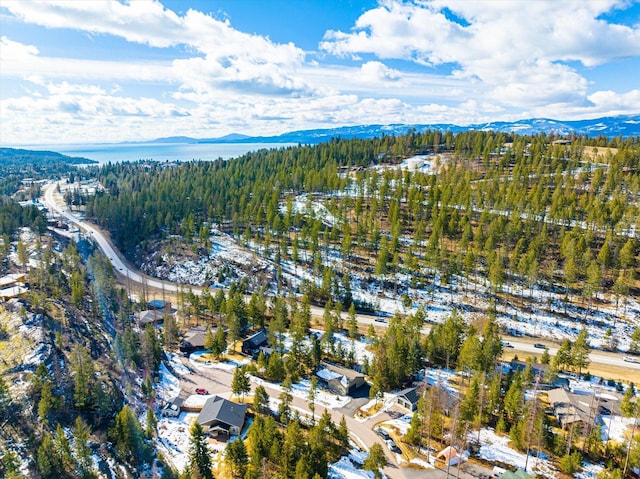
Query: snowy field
143,223,639,355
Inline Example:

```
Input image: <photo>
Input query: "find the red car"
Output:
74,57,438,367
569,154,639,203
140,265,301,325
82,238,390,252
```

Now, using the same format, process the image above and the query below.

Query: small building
241,329,268,357
0,285,28,300
0,273,26,289
547,387,594,431
180,326,209,353
315,361,366,396
397,387,420,412
161,397,184,417
436,446,460,466
509,360,548,378
148,299,171,310
197,395,248,437
136,309,165,327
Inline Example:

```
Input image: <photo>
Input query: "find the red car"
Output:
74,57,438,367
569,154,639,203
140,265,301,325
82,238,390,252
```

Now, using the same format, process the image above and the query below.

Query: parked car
195,388,209,395
375,427,390,440
386,439,400,454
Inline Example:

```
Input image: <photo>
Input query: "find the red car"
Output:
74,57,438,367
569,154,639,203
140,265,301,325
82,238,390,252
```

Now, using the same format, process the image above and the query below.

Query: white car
623,356,640,363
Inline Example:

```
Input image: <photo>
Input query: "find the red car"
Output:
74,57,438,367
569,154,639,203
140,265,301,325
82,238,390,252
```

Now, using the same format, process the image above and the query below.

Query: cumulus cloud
1,0,310,95
320,0,640,107
359,61,404,84
1,0,639,143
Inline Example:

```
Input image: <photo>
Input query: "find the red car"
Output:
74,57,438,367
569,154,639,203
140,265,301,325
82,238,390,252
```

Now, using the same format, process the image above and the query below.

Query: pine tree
231,366,250,401
363,443,387,479
225,439,248,479
572,328,591,375
253,385,270,415
73,417,95,479
187,421,214,479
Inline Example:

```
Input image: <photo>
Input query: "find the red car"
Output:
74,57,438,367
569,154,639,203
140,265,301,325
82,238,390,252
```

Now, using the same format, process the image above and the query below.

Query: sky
1,0,639,145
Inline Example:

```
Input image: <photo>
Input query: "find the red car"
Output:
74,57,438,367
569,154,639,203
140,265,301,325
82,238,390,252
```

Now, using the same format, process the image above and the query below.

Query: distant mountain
159,114,639,145
0,147,96,166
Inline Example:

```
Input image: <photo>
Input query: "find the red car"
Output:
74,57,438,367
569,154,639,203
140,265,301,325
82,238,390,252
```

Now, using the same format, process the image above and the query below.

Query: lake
21,142,295,165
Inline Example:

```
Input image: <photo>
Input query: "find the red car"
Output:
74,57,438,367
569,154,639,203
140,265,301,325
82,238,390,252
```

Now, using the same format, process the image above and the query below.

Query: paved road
42,181,640,374
179,356,493,479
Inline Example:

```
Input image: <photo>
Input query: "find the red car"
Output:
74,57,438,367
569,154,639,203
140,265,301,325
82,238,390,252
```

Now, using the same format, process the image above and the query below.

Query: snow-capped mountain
150,114,640,145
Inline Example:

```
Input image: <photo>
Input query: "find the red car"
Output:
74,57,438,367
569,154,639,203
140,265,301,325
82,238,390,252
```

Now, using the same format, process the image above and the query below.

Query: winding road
42,181,640,374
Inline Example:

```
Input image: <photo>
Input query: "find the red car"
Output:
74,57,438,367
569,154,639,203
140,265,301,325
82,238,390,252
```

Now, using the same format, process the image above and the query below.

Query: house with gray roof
180,326,209,353
197,395,248,437
397,386,420,412
315,361,365,396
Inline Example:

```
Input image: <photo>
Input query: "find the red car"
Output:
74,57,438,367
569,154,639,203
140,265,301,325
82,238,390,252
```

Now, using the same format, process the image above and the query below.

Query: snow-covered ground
142,222,640,355
472,428,558,478
154,358,379,477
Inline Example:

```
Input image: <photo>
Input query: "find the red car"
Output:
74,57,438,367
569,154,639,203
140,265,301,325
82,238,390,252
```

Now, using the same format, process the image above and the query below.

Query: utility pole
624,412,638,478
524,374,540,471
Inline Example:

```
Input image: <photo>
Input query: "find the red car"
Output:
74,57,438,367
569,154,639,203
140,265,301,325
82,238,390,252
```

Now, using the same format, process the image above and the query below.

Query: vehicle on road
374,317,387,323
195,388,209,395
501,341,514,348
624,356,640,363
386,439,400,454
534,343,548,349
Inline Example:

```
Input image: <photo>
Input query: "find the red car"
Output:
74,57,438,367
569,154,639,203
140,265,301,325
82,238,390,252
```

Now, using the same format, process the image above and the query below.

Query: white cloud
320,0,640,107
1,0,639,143
1,0,309,95
359,61,404,84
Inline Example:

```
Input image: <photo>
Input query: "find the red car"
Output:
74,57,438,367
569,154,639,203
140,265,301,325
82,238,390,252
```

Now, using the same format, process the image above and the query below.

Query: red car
195,388,209,395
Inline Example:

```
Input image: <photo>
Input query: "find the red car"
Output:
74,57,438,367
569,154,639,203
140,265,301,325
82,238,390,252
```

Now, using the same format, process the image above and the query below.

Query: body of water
20,142,295,165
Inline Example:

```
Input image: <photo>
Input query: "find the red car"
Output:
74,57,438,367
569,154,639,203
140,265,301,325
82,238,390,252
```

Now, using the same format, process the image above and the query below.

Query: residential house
241,329,268,357
547,387,599,431
315,361,365,396
180,326,209,353
197,395,248,437
397,387,420,412
509,359,548,378
161,397,184,417
135,309,165,327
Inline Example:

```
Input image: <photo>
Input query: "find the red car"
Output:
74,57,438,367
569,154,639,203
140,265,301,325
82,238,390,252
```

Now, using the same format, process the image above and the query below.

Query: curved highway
42,182,640,371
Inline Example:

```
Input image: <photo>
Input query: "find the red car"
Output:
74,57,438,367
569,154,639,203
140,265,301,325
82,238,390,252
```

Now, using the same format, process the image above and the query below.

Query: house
0,285,28,300
180,326,209,353
0,273,26,289
135,309,165,327
197,396,248,437
509,360,548,378
315,361,365,396
436,446,460,466
397,387,420,412
241,329,268,357
547,387,597,431
148,299,171,310
161,397,184,417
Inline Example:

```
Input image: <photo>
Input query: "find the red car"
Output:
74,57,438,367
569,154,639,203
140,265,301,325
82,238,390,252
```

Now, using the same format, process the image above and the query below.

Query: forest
86,131,639,311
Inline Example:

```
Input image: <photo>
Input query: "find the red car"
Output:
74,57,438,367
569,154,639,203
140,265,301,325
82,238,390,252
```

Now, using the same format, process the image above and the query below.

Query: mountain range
148,114,640,145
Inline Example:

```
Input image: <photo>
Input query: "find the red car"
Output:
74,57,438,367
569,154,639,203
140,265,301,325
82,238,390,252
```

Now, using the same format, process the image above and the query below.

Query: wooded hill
86,131,639,309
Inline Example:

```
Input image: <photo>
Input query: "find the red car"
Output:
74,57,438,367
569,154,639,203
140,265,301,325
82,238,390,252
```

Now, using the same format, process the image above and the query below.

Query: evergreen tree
363,443,387,479
231,366,250,401
187,421,214,479
253,384,270,415
73,417,95,479
572,328,591,375
225,439,248,479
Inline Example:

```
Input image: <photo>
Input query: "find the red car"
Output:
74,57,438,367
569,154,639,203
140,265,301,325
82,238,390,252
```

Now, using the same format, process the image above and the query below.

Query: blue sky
1,0,639,144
